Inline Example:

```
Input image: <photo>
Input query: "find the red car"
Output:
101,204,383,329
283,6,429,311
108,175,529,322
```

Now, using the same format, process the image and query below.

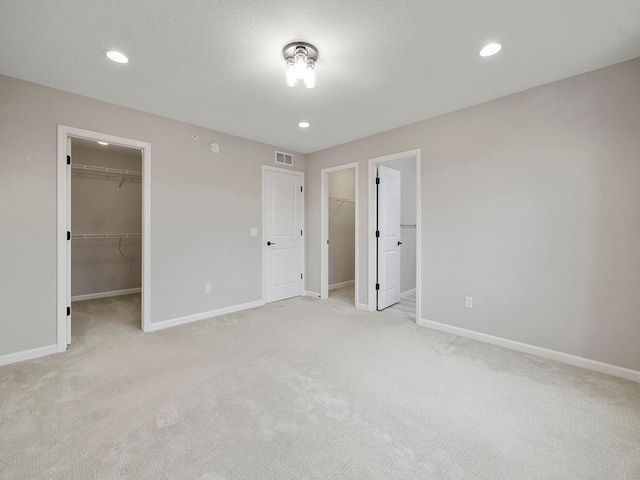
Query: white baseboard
0,344,58,367
356,302,369,311
401,288,416,298
146,299,265,332
305,291,321,298
418,318,640,383
72,287,141,302
329,280,355,291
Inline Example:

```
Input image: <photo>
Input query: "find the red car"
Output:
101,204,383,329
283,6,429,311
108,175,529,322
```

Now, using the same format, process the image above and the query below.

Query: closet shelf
72,234,142,239
329,196,355,203
71,163,142,177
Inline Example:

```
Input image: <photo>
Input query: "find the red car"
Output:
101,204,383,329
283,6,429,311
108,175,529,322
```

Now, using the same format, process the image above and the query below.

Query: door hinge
300,186,303,193
67,155,71,165
375,177,380,185
301,230,303,236
67,306,71,316
375,230,380,238
67,231,71,241
375,283,380,290
301,273,303,280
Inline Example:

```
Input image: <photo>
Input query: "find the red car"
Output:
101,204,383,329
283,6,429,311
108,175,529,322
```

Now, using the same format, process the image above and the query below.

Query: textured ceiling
1,0,639,153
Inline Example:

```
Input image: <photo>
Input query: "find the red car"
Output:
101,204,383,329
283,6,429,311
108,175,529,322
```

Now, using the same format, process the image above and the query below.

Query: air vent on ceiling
275,151,293,166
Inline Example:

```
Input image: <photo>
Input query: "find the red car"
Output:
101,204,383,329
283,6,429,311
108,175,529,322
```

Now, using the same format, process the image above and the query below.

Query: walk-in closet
70,138,142,342
328,168,356,303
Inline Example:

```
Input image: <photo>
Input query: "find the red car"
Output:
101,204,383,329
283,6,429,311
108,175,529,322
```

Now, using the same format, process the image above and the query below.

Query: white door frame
320,162,359,302
57,125,152,352
367,149,421,321
262,165,305,302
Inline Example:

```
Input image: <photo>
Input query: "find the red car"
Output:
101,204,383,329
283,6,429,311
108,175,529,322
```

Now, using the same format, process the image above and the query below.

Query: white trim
0,345,58,367
305,290,321,297
147,299,265,332
71,287,141,302
320,162,359,303
367,149,421,321
401,288,416,298
356,303,369,311
57,125,152,352
418,318,640,383
329,280,355,291
262,165,305,304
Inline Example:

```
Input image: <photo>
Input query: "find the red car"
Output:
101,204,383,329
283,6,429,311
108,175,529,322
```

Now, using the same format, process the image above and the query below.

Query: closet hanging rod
71,163,142,177
72,233,142,239
328,196,355,203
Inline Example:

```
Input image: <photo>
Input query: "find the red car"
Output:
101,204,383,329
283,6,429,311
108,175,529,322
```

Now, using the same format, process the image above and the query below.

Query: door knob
397,241,403,245
267,241,276,246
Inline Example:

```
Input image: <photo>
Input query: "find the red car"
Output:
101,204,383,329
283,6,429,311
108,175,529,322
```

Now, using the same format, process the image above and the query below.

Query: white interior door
376,165,401,310
264,169,304,303
66,137,72,344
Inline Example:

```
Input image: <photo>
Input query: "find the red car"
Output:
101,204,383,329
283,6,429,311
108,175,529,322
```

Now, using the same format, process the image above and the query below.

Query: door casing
367,149,421,321
320,162,359,301
57,125,151,352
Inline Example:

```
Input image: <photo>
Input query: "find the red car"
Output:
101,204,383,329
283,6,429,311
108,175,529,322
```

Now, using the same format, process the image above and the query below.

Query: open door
264,168,304,303
376,165,401,310
66,137,72,344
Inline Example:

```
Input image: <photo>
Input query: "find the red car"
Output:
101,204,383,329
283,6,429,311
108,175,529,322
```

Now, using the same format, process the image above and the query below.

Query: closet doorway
57,126,151,353
320,163,359,306
367,149,421,323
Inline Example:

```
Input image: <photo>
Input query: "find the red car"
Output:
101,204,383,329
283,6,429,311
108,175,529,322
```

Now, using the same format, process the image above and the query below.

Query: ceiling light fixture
298,122,310,128
105,50,129,64
283,42,318,89
479,42,502,57
97,141,109,146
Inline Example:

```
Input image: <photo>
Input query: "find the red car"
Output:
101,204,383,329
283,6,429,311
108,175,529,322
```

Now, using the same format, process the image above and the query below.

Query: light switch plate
250,227,258,237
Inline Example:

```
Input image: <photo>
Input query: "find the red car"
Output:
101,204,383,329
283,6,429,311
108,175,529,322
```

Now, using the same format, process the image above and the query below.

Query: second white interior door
264,169,304,303
376,165,401,310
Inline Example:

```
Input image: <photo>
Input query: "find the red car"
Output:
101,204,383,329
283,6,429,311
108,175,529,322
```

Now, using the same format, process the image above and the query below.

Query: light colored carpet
1,292,639,479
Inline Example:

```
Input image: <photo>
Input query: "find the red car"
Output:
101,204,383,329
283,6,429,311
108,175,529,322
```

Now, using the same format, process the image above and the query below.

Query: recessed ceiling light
479,42,502,57
105,50,129,64
97,141,109,146
298,122,310,128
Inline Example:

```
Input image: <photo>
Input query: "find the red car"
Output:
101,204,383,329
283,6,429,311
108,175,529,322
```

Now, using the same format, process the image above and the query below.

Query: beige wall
328,169,356,286
0,74,305,356
306,58,640,371
71,145,142,297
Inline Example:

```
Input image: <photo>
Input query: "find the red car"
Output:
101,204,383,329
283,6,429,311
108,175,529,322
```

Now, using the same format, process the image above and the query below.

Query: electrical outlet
465,296,473,309
205,283,212,294
250,227,258,237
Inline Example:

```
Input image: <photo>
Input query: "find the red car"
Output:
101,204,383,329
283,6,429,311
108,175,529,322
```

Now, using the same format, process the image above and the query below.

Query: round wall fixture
192,133,199,140
210,143,220,154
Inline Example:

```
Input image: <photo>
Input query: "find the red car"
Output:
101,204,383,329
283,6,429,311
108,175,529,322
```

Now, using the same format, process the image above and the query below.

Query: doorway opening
57,126,151,353
368,150,421,322
320,163,358,306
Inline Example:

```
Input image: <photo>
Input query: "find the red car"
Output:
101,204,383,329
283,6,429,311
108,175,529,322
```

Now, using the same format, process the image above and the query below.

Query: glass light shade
294,53,308,78
286,66,298,87
303,68,316,89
